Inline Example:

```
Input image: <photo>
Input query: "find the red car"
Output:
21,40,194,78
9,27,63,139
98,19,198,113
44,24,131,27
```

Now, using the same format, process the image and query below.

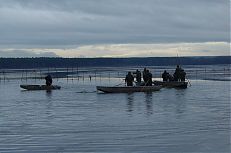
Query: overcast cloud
0,50,58,58
0,0,229,57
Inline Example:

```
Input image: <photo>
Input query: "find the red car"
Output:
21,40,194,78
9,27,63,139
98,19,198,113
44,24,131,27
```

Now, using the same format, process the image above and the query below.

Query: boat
20,85,61,90
96,85,162,93
153,81,188,88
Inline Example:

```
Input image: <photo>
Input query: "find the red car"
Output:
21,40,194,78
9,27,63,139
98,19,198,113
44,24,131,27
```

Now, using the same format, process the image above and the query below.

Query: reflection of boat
96,85,162,93
153,81,188,88
20,85,61,90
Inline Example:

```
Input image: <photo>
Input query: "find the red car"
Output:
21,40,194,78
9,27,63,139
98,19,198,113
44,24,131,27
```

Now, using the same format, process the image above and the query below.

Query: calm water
0,68,230,153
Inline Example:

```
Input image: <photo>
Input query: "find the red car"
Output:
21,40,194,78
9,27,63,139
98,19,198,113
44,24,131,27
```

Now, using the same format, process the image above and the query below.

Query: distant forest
0,56,230,69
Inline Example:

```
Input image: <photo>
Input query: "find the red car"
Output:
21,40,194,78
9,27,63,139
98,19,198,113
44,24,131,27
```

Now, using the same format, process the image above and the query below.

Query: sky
0,0,230,57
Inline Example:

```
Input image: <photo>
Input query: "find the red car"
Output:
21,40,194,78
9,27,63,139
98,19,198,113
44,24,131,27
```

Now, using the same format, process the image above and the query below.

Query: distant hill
0,56,230,69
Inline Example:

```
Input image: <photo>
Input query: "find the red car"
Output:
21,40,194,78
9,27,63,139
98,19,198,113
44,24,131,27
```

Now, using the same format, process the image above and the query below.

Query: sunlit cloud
48,42,231,57
1,42,229,58
0,0,229,57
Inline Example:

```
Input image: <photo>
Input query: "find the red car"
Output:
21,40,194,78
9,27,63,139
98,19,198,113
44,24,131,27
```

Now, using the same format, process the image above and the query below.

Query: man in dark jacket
135,69,141,84
45,75,52,86
146,70,152,86
142,68,148,83
125,72,134,86
162,70,168,82
174,65,181,81
180,69,186,81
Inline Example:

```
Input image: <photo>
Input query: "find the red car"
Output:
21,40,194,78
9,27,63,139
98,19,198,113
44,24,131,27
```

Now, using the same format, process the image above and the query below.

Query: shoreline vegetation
0,56,230,69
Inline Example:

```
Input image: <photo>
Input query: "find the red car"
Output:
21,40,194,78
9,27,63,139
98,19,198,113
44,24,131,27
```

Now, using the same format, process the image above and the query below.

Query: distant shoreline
0,56,230,69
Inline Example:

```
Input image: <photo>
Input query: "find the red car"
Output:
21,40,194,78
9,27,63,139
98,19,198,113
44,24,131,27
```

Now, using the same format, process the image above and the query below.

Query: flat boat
20,85,61,90
96,85,161,93
153,81,188,88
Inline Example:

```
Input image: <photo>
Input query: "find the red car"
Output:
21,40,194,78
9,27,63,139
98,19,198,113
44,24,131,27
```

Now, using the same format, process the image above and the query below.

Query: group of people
162,65,186,82
125,68,153,86
125,65,187,86
45,65,186,87
142,68,153,86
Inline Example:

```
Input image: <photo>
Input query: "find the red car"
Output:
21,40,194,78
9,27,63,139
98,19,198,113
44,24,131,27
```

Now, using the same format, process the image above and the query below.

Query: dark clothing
174,66,182,81
174,65,186,82
180,70,186,81
125,73,134,86
143,69,148,83
167,73,174,82
136,70,142,83
146,72,152,86
45,75,52,86
162,71,168,82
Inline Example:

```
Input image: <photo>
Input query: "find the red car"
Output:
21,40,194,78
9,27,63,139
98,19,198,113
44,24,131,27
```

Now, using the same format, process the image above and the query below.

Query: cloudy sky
0,0,230,57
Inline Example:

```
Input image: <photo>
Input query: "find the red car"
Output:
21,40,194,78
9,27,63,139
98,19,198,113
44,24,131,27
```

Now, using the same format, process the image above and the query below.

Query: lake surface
0,66,230,153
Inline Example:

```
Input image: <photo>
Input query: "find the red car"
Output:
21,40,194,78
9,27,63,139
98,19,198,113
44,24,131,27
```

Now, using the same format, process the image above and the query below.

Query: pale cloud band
1,42,229,58
0,0,229,57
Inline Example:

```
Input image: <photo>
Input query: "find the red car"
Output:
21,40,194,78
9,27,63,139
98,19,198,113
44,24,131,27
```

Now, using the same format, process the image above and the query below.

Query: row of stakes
0,67,230,82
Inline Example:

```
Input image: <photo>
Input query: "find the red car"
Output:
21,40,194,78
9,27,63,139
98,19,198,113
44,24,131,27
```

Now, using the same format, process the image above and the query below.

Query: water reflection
126,93,134,112
45,90,54,120
46,90,52,98
145,93,153,115
174,89,187,116
126,92,153,115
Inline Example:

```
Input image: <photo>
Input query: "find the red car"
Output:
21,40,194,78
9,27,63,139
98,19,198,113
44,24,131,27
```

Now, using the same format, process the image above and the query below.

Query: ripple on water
0,79,230,153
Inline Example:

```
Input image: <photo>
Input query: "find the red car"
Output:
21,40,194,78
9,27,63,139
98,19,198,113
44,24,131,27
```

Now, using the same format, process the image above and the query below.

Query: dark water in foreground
0,77,230,152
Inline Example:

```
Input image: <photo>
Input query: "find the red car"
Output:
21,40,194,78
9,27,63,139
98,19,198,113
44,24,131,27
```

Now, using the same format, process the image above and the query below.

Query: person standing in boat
162,70,168,82
163,70,174,82
143,68,148,84
174,65,181,81
45,74,53,86
180,69,186,81
167,73,174,82
135,69,142,85
146,70,153,86
174,65,187,82
125,72,134,86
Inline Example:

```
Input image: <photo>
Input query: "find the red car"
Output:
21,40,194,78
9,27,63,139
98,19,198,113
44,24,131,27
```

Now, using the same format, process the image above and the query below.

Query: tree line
0,56,230,69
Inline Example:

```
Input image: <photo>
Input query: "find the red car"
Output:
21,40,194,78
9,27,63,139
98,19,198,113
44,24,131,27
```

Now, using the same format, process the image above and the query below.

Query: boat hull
96,86,162,93
20,85,61,90
153,81,188,88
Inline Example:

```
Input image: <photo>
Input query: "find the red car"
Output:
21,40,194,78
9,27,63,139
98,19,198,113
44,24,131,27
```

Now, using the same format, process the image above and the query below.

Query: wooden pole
77,66,79,81
72,67,74,81
108,72,110,83
21,70,24,81
204,67,206,80
67,67,69,81
196,69,197,80
25,70,27,82
34,69,36,83
55,67,58,81
3,70,6,82
82,71,84,81
40,69,42,80
95,71,97,81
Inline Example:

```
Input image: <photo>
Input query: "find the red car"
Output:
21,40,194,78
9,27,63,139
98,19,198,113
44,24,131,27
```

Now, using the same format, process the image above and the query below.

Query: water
0,67,230,153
